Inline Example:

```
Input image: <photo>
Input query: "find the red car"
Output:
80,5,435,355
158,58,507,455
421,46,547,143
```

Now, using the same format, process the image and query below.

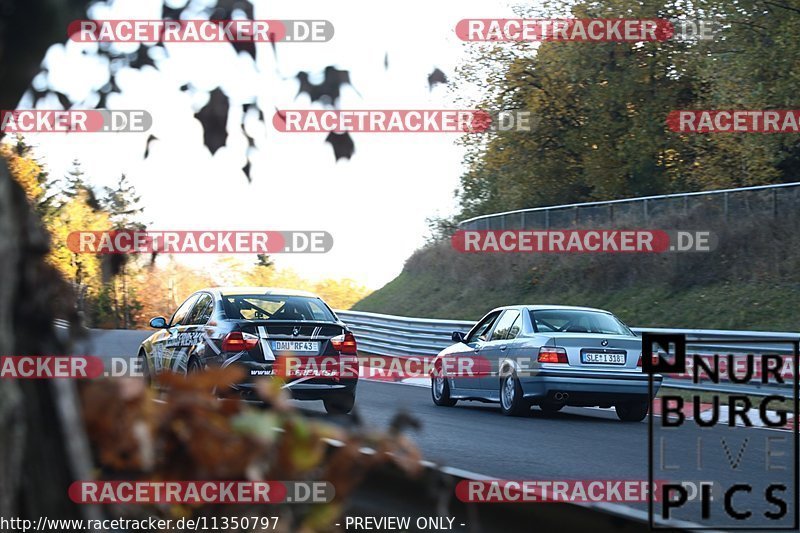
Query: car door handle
499,345,508,351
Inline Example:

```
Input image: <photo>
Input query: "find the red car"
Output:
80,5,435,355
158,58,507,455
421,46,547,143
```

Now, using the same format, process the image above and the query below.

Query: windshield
222,294,336,322
529,309,633,336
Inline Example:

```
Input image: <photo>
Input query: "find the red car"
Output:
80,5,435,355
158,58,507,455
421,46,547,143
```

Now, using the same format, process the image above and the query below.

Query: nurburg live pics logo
643,332,799,530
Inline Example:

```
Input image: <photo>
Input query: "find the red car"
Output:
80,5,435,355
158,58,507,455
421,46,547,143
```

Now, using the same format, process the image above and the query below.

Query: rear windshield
529,309,633,336
222,294,336,322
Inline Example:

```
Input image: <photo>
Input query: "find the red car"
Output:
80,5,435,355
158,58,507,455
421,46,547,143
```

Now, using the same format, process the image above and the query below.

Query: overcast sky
14,0,519,288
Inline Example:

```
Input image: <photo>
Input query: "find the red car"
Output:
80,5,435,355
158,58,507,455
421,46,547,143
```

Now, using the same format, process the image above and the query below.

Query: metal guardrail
336,310,473,356
336,310,797,396
457,181,800,230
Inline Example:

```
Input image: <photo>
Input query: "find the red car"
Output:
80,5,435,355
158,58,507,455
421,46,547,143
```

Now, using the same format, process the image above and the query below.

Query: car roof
201,287,320,298
489,304,613,314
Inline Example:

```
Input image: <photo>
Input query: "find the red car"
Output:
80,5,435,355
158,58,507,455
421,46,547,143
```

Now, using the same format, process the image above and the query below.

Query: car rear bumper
284,379,358,400
234,380,358,400
231,359,358,401
519,370,662,405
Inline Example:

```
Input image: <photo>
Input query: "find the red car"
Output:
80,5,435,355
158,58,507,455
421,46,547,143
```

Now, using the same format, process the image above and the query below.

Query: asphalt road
77,328,798,529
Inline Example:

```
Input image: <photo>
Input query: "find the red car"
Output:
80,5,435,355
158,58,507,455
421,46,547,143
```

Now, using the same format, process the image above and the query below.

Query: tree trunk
0,156,96,523
0,0,104,521
122,264,129,329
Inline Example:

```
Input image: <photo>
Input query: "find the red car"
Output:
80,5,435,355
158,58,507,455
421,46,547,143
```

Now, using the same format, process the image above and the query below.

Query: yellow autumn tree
218,257,372,309
0,136,46,205
312,278,372,310
129,259,216,324
45,189,111,298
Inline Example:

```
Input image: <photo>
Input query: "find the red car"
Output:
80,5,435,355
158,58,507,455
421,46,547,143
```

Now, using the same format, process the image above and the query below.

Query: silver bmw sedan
430,305,662,421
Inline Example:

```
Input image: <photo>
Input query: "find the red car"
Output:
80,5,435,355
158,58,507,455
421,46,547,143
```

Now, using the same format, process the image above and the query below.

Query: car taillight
332,332,358,355
221,331,259,352
538,346,568,363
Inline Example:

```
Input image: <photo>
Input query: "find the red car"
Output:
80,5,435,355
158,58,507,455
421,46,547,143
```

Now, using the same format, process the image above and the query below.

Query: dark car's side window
308,299,331,320
466,312,501,343
489,310,521,341
187,294,213,325
170,294,199,327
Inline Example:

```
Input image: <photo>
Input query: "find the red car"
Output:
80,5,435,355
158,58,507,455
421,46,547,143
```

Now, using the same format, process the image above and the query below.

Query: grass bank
354,209,800,331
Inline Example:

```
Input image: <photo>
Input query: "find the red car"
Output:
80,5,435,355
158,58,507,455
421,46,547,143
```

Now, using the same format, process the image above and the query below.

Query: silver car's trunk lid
545,333,642,370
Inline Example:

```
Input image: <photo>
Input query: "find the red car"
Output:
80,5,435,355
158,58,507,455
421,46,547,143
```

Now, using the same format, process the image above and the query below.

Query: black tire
324,393,355,415
431,375,457,407
539,401,564,413
615,400,649,422
187,356,203,374
500,374,529,416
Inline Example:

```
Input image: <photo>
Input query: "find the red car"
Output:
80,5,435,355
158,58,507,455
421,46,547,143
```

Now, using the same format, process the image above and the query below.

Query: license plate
272,341,319,352
582,352,626,365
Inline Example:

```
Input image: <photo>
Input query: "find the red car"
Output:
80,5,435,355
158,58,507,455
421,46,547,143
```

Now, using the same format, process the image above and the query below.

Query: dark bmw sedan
138,287,358,414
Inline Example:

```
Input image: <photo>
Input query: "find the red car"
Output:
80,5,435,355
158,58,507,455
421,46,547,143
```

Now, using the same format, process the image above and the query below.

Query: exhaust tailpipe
554,392,570,401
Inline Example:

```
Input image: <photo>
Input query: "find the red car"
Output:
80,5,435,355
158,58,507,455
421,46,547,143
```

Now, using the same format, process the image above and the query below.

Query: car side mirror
452,331,465,342
149,316,168,329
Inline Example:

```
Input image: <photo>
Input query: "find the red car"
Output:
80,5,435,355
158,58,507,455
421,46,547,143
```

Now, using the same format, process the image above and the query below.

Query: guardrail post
723,192,729,220
608,204,614,224
520,211,526,229
544,210,550,229
643,199,648,222
773,188,778,218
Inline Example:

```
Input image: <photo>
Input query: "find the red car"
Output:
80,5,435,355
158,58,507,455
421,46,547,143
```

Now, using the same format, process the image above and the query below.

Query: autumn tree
451,0,800,223
0,135,48,206
99,174,146,328
130,259,216,324
45,187,111,324
679,0,800,189
312,278,372,310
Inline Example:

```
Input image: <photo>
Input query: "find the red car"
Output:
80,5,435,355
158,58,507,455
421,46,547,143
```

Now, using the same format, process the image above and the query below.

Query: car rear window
222,294,336,322
529,309,633,336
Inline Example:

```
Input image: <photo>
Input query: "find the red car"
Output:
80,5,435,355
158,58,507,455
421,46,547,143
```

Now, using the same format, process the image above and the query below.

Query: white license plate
582,353,626,365
272,341,319,352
